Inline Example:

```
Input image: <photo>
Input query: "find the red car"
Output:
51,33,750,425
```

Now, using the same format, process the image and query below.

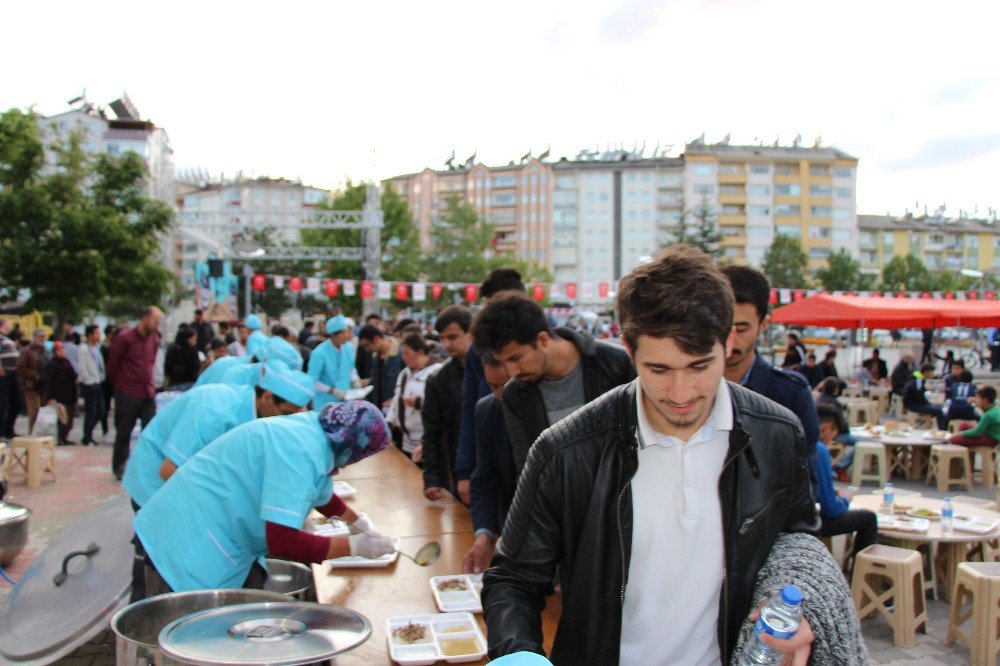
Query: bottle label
753,615,796,641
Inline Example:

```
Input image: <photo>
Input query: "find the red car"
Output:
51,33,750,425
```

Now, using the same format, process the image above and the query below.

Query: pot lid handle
53,543,100,587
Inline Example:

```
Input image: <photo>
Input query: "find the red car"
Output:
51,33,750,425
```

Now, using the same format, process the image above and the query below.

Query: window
530,175,537,186
832,229,851,241
557,175,576,188
860,232,875,245
967,235,979,248
750,164,770,174
693,164,715,175
774,184,801,196
659,173,682,187
809,247,831,259
722,205,744,215
834,187,852,199
721,225,743,237
809,185,832,197
774,204,801,216
775,225,801,237
810,206,832,217
493,193,516,206
860,251,877,264
719,163,742,174
832,208,852,220
749,184,771,196
599,192,609,202
809,226,832,239
834,168,853,178
748,225,771,238
775,165,798,176
553,190,576,206
492,175,516,188
882,231,894,249
748,205,770,216
641,172,651,182
809,165,830,177
694,184,715,196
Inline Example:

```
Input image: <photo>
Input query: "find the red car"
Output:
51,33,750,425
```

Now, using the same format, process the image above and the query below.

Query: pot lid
0,501,31,526
158,601,371,665
0,495,133,665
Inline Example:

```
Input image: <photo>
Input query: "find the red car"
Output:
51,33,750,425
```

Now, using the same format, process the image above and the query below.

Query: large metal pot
0,501,31,566
263,559,314,600
111,588,291,666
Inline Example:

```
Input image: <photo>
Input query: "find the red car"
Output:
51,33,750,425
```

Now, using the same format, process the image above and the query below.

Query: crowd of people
6,246,1000,663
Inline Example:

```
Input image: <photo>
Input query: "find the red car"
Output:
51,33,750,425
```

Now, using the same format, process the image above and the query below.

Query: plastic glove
348,534,396,559
350,514,382,537
331,388,347,400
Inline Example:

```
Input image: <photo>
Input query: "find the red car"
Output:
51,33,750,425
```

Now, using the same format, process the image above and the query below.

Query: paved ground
2,383,998,665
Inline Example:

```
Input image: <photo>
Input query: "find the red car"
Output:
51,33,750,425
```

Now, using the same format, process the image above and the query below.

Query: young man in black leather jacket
483,245,821,665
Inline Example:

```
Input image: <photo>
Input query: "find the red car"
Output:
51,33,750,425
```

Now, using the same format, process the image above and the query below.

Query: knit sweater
729,532,870,666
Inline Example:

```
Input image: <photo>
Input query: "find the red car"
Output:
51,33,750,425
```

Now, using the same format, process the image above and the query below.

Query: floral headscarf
319,401,390,471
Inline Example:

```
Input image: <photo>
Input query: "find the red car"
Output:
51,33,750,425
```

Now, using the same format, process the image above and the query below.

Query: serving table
313,446,561,664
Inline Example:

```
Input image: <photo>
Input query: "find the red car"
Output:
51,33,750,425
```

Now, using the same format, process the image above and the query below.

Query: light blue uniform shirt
122,384,256,507
221,362,263,387
308,340,355,410
195,356,250,386
134,412,333,591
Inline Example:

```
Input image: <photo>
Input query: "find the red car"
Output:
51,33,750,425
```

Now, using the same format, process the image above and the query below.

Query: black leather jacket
483,380,819,665
501,328,636,474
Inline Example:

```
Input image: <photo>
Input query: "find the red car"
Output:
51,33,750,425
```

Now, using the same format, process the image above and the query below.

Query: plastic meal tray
877,515,930,532
324,538,399,569
312,513,364,538
953,514,1000,534
386,612,486,665
333,480,358,498
429,574,484,613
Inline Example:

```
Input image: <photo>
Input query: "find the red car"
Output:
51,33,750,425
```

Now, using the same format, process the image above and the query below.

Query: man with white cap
267,335,305,371
194,354,252,386
309,314,356,411
134,401,397,596
122,363,321,600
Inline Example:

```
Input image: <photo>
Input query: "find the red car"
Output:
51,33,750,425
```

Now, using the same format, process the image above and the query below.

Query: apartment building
682,141,859,268
858,213,1000,275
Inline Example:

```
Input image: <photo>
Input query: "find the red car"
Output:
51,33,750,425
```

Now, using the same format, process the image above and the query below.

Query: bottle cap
780,585,803,606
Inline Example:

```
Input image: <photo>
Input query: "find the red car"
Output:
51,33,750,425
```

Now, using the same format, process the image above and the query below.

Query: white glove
331,388,346,400
350,514,381,537
348,534,396,559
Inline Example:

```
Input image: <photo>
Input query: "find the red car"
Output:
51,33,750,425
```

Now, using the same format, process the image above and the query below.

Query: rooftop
859,213,999,233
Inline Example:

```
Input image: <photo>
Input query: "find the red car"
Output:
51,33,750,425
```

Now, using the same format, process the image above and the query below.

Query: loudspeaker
208,259,224,277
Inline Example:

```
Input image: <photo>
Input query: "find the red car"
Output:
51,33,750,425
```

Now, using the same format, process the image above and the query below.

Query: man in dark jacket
421,306,472,500
483,245,819,665
890,353,916,396
189,310,215,353
471,293,636,474
357,325,404,409
902,362,947,429
43,341,78,445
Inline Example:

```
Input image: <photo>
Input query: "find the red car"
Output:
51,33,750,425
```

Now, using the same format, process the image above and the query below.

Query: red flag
768,289,778,305
921,291,931,299
252,274,266,292
431,283,443,301
360,281,374,299
969,291,980,300
793,290,804,301
565,283,577,299
395,283,409,301
465,284,479,302
944,291,955,300
324,279,338,298
988,291,997,301
289,276,303,292
598,282,609,298
532,284,545,301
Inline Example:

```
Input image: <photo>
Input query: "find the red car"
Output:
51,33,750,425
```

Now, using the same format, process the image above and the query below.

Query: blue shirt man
309,315,355,411
194,355,250,386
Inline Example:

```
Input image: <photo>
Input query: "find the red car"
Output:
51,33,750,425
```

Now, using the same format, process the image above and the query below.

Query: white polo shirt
619,379,732,666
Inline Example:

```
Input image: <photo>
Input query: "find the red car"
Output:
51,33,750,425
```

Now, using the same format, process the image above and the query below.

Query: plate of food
387,612,486,665
892,504,914,515
311,512,372,538
923,430,950,441
324,537,399,568
430,574,484,613
906,508,941,521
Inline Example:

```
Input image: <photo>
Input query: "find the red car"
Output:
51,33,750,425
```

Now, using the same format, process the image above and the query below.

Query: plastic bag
30,404,60,438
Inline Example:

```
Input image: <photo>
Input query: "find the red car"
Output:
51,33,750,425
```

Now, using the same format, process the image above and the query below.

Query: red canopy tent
769,294,1000,329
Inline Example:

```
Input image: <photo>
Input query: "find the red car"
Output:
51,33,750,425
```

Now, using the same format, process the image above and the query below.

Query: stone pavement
1,413,995,664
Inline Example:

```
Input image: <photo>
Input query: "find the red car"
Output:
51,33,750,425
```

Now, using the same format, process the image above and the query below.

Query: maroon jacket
107,327,159,399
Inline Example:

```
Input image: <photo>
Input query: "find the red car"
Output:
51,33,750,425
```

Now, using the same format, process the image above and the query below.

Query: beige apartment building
858,213,1000,275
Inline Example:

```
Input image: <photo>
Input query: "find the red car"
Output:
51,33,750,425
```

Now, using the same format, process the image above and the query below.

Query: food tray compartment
430,574,483,613
387,612,485,665
333,480,358,498
953,513,1000,534
877,515,930,532
325,537,399,568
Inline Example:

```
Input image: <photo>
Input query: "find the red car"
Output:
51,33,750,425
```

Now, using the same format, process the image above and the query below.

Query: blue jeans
81,384,104,444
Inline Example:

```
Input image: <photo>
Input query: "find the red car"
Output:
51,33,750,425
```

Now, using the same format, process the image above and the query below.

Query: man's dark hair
435,305,473,334
273,326,290,338
84,324,99,337
302,321,313,329
825,350,836,361
358,324,385,342
719,265,770,322
976,385,997,403
481,350,503,368
806,352,816,361
393,318,416,334
787,332,800,342
818,377,840,396
401,333,430,354
364,313,382,323
471,293,550,353
617,244,733,353
210,337,228,349
480,267,525,298
219,321,230,331
254,385,286,406
816,403,843,433
194,309,203,316
871,349,880,357
175,327,195,345
920,362,936,374
952,359,965,370
400,323,422,338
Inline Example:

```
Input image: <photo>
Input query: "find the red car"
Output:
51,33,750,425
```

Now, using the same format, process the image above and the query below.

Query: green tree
762,235,809,288
814,248,876,291
670,195,722,258
0,108,174,325
230,228,316,318
880,254,934,292
420,195,551,296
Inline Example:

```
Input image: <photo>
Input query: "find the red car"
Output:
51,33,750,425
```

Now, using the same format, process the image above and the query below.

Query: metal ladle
396,541,441,566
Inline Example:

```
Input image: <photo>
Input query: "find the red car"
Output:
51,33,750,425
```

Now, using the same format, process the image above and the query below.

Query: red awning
769,294,1000,328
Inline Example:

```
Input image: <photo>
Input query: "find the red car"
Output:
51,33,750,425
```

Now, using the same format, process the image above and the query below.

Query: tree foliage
814,248,876,291
879,254,934,292
670,194,722,258
762,235,809,288
0,108,174,322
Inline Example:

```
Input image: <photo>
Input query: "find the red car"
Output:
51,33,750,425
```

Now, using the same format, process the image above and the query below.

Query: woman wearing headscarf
133,401,396,596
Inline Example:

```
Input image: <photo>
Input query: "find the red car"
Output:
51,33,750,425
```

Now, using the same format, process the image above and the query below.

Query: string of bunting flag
769,288,998,304
250,274,616,302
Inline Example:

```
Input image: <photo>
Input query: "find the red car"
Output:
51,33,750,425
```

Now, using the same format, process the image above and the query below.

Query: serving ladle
396,541,441,566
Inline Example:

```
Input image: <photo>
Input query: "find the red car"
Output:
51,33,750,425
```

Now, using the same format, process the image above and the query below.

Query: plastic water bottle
738,585,804,665
881,483,895,516
941,497,954,534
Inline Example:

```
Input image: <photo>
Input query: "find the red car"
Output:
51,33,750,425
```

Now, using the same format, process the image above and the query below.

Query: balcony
718,214,748,225
718,171,747,185
657,195,682,208
719,193,747,205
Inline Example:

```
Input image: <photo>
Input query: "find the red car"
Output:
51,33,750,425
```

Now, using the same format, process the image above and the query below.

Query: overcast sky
3,0,999,217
